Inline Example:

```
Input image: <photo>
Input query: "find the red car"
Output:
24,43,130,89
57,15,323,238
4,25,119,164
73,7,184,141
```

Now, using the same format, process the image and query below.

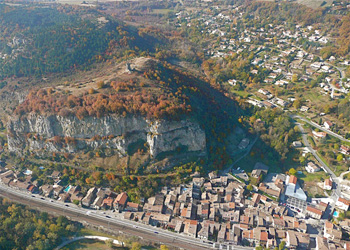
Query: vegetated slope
9,57,241,170
0,197,81,250
0,4,158,78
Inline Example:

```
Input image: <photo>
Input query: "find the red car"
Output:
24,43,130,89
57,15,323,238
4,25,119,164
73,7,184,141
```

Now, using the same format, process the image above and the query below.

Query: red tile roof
289,175,297,185
325,179,332,186
115,192,128,205
338,197,350,206
260,231,268,242
306,206,323,216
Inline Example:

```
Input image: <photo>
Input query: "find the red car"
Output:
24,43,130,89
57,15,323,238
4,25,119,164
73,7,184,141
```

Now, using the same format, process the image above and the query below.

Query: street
290,114,350,143
293,120,341,199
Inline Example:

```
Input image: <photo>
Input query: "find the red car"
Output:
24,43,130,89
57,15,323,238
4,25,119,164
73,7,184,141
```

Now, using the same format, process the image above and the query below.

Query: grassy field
296,0,332,9
61,239,127,250
298,170,328,197
151,9,173,14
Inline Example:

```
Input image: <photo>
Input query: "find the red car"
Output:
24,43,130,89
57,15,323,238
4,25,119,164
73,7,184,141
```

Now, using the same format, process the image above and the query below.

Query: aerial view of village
0,0,350,249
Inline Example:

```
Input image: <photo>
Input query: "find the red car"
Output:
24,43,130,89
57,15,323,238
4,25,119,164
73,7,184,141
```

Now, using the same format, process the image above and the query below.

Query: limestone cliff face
7,113,206,158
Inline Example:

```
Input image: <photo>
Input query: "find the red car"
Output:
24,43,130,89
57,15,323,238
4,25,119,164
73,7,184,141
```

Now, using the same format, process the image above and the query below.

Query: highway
0,183,252,250
294,120,341,198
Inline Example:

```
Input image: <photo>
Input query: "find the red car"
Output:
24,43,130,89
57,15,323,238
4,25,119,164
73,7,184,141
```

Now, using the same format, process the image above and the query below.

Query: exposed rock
7,113,206,159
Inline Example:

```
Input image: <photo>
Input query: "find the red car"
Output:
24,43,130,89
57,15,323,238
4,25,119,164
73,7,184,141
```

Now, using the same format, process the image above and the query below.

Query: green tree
337,154,344,162
279,241,286,250
105,239,114,249
131,242,142,250
289,168,297,176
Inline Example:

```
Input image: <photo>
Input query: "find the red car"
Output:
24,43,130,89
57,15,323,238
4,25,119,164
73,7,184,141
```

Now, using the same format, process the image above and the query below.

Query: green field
296,0,332,9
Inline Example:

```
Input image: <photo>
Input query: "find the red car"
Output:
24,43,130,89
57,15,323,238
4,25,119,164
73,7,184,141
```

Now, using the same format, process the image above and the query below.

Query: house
53,185,64,198
58,193,70,203
312,131,327,140
82,187,97,207
125,202,141,212
70,191,84,204
341,145,350,155
50,170,62,179
238,138,250,150
183,220,198,238
336,197,350,211
91,196,104,209
316,236,329,250
292,141,302,148
324,221,342,241
252,193,261,206
27,184,38,193
284,175,307,211
114,192,128,211
208,171,218,180
251,162,269,178
324,179,332,190
305,162,320,173
306,205,323,219
300,106,309,112
324,121,333,129
102,197,114,209
41,184,54,197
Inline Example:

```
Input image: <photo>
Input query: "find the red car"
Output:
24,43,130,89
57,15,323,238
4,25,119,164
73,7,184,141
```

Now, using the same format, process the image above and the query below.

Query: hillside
0,3,160,78
7,56,242,172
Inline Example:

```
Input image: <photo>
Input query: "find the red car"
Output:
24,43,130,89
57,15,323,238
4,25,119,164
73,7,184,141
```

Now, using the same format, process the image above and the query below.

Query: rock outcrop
7,113,206,158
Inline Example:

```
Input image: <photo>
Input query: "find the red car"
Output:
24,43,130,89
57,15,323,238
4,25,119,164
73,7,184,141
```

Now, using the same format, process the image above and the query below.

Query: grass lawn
298,170,328,197
151,9,173,14
61,239,126,250
298,170,328,183
296,0,332,9
333,164,348,177
228,87,251,98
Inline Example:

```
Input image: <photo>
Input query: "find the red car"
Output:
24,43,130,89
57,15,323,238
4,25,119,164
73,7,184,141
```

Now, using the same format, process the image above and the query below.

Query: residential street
293,120,341,199
290,114,350,143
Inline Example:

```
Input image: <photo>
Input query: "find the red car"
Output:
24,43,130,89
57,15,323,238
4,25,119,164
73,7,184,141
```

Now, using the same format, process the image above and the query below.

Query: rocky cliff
7,113,206,158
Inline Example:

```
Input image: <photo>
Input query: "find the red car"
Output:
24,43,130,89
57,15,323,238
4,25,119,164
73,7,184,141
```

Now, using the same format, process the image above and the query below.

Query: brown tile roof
260,231,268,242
289,175,297,185
306,206,323,216
115,192,128,206
325,179,332,186
338,197,350,206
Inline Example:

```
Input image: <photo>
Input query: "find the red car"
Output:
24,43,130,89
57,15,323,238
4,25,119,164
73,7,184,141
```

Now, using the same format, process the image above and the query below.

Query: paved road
290,114,350,143
294,121,341,198
222,134,259,174
0,183,252,250
55,236,123,250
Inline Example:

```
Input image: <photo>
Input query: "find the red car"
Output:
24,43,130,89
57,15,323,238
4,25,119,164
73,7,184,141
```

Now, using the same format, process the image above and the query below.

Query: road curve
290,114,350,143
55,236,123,250
294,121,341,198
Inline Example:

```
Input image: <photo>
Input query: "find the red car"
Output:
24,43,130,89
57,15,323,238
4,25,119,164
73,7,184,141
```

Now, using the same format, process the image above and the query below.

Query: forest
0,197,81,250
0,4,160,78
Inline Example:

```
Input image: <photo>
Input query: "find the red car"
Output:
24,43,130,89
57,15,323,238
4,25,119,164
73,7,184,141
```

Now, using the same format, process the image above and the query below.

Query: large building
284,175,307,212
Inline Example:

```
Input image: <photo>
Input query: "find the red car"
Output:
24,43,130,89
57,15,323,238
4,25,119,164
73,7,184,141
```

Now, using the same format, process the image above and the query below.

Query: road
290,114,350,143
55,236,122,250
222,134,259,174
294,121,341,198
0,183,252,250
